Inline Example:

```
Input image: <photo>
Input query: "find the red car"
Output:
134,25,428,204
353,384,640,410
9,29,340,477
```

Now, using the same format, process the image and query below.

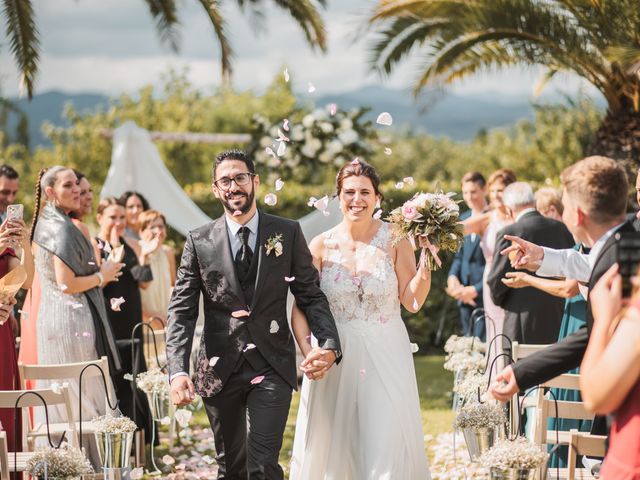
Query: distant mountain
7,86,551,148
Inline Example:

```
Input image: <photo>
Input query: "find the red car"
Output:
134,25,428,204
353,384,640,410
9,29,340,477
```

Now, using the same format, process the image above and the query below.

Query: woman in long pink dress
463,169,516,371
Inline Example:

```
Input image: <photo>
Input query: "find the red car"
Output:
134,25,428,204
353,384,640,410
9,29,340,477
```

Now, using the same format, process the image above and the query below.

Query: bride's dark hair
335,159,384,201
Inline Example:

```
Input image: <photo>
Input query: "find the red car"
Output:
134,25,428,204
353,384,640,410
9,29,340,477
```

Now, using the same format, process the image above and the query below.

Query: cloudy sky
0,0,594,99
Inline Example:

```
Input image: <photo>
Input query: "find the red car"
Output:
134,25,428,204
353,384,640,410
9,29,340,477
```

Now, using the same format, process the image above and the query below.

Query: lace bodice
320,222,401,332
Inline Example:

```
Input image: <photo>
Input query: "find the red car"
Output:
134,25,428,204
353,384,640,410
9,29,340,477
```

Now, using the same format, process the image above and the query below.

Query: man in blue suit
447,171,488,339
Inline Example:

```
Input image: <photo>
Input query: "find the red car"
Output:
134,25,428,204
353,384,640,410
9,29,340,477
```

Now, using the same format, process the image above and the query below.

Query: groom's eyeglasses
214,173,256,190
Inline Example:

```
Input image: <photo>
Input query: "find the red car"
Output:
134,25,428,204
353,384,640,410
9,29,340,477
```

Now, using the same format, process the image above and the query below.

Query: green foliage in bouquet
249,104,378,185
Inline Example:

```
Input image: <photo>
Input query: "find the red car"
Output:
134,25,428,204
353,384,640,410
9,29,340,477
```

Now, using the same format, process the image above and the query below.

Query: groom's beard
220,186,255,215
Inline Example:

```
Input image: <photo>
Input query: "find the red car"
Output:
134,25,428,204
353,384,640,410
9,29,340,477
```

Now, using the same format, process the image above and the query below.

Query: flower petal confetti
17,309,27,319
174,408,193,427
233,210,242,217
351,157,360,165
395,181,405,189
376,112,393,126
243,343,256,352
103,242,112,254
123,373,134,381
209,356,220,367
384,147,392,155
413,298,419,310
283,68,290,82
359,368,366,375
160,416,171,426
276,141,286,157
265,146,276,158
250,376,265,385
329,103,337,116
410,343,419,353
59,283,69,292
110,297,125,311
50,381,62,394
88,261,96,266
162,454,176,465
276,129,289,143
130,467,144,480
284,276,295,282
307,82,316,93
307,196,318,207
282,119,290,131
269,320,279,334
232,310,250,318
202,455,215,465
275,178,285,191
264,193,278,206
403,176,415,186
373,209,383,220
313,195,329,213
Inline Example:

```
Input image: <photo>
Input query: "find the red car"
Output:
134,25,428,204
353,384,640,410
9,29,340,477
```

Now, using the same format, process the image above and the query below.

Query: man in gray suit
166,150,341,480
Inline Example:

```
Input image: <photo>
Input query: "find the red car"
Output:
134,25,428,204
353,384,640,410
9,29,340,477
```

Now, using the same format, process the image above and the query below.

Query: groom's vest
234,241,269,371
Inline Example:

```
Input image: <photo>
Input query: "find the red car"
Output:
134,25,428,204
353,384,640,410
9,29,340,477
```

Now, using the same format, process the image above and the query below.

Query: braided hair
29,166,70,241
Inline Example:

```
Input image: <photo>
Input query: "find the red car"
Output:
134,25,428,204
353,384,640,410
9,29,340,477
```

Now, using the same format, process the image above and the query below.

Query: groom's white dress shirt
536,223,625,283
170,211,260,383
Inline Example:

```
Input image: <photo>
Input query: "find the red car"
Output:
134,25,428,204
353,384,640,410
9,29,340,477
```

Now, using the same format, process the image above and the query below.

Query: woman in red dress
581,264,640,479
0,217,34,454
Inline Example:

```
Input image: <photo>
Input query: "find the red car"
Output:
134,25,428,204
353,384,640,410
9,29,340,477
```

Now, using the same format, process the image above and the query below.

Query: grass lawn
168,355,454,476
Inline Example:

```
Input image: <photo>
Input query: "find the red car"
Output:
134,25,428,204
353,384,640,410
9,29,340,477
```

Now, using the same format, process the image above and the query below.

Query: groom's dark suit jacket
166,211,341,397
513,220,635,390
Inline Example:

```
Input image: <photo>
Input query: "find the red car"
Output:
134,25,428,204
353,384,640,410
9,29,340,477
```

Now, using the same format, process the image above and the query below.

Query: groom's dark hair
212,149,256,179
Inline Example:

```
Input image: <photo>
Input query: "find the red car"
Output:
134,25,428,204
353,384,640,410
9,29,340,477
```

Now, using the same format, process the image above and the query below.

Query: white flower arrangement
454,401,507,430
92,414,137,434
454,372,490,405
443,350,485,374
250,105,377,184
479,437,548,470
444,335,486,354
26,443,93,479
135,367,170,396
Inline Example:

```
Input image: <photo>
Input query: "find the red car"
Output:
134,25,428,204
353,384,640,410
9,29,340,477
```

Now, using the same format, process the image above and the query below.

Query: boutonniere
265,233,284,257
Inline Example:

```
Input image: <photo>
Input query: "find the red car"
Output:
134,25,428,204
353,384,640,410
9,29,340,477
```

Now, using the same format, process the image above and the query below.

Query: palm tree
2,0,327,100
368,0,640,163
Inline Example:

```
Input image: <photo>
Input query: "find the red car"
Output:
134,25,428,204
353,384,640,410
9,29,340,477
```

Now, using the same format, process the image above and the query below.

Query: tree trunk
587,109,640,166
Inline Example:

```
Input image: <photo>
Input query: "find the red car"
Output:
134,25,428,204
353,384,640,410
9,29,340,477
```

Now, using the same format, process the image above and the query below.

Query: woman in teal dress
501,244,591,467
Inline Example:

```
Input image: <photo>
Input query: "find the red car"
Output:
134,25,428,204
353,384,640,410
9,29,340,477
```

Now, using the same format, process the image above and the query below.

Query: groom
166,149,342,480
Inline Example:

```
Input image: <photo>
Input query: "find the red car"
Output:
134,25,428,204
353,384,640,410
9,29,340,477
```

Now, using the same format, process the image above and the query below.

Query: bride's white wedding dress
290,222,431,480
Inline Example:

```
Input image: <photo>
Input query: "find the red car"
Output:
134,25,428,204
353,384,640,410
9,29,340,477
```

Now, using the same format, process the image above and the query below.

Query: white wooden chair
0,385,78,475
510,342,550,435
532,373,603,479
0,431,8,480
18,357,116,448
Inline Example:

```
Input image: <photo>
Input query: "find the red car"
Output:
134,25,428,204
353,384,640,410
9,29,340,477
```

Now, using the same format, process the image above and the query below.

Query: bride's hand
300,348,336,380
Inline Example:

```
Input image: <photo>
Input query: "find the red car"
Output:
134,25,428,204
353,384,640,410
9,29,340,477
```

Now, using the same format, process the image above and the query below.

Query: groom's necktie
235,226,253,281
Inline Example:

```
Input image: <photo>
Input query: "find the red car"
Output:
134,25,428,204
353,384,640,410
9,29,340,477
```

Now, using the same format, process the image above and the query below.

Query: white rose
302,114,315,128
259,136,272,148
291,125,304,141
338,129,359,145
318,151,333,163
319,122,334,134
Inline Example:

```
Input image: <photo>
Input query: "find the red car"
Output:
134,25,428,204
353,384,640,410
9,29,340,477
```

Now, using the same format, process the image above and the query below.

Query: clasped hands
300,347,337,381
445,277,478,306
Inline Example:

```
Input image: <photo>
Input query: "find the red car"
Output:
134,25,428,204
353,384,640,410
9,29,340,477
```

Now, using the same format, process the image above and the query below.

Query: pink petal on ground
376,112,393,126
250,375,265,385
283,119,290,131
110,297,125,311
275,178,285,191
329,103,337,116
232,310,250,318
162,454,175,465
284,276,295,282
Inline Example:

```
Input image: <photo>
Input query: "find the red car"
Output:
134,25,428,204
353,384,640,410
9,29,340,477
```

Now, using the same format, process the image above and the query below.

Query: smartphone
6,204,23,222
614,231,640,297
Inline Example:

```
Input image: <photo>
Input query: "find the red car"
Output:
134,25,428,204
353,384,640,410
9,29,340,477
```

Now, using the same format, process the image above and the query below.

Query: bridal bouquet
26,443,94,479
387,191,464,270
134,367,169,395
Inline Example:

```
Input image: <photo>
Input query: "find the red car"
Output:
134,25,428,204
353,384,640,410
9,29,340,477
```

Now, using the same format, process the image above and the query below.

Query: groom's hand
300,348,336,380
170,375,196,406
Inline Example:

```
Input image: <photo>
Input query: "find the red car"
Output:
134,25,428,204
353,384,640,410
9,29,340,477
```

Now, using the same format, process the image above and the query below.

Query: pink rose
402,203,420,220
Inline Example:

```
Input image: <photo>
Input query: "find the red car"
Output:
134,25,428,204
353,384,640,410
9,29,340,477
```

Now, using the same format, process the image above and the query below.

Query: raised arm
501,272,579,299
580,264,640,413
395,238,431,312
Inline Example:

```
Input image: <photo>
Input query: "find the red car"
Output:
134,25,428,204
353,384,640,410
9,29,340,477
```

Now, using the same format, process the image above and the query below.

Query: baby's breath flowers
92,414,137,434
444,335,486,355
26,443,93,479
135,367,169,395
454,372,490,405
479,437,548,470
454,402,507,430
444,350,485,374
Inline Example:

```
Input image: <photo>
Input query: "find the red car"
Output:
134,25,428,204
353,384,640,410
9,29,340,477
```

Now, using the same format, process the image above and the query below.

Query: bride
290,160,432,479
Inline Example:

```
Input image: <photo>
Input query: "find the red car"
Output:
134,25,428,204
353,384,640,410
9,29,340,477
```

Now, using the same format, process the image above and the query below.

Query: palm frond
196,0,233,81
533,68,558,98
2,0,39,99
605,46,640,74
270,0,327,52
143,0,181,51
